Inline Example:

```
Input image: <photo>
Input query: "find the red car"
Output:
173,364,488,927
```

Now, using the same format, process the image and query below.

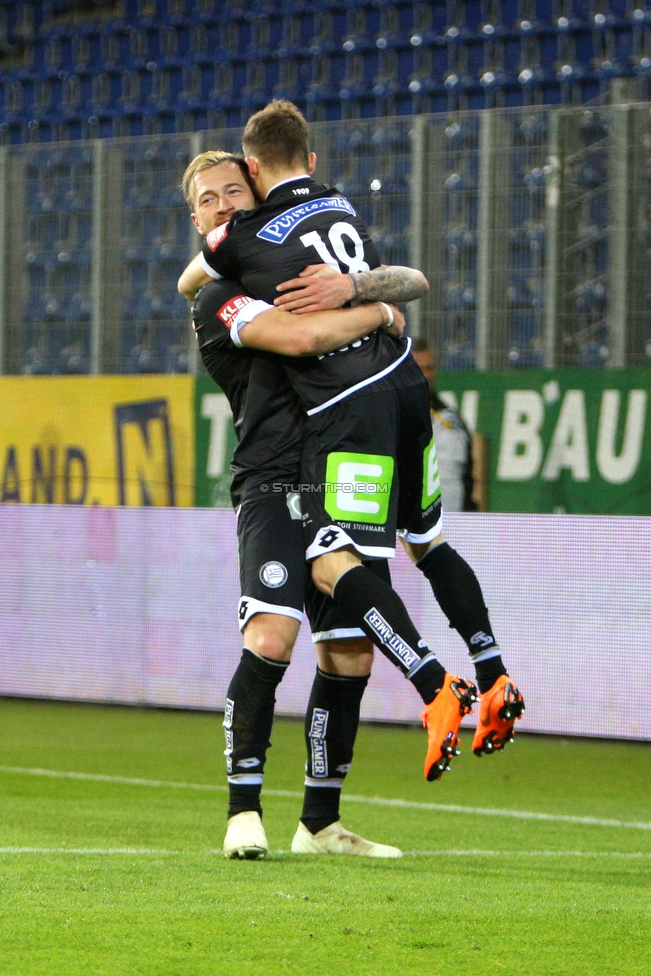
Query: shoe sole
224,845,267,860
473,683,525,756
424,678,477,781
291,839,401,858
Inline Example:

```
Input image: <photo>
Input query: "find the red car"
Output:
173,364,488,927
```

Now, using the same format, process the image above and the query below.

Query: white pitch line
1,764,650,832
0,847,183,855
0,766,230,793
341,793,651,831
0,848,649,859
404,850,651,859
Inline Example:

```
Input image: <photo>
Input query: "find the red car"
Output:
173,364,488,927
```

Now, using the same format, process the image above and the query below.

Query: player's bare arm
178,253,213,300
349,265,429,303
273,264,429,314
238,302,404,356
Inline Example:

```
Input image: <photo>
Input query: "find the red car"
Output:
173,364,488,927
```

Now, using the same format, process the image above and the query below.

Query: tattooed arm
348,265,429,303
273,263,428,314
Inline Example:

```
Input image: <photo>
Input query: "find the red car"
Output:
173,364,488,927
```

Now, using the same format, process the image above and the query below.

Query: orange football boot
472,675,525,757
421,674,477,781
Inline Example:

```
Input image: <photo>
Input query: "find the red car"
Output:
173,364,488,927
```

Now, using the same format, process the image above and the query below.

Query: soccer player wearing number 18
195,101,525,781
183,151,416,859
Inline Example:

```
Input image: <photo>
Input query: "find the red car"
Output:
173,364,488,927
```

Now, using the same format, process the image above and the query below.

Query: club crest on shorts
259,561,288,588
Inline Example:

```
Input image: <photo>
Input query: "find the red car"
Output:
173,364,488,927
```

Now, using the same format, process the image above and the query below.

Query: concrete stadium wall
0,505,649,741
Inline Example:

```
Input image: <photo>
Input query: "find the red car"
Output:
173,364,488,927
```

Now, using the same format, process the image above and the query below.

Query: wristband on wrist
378,302,394,330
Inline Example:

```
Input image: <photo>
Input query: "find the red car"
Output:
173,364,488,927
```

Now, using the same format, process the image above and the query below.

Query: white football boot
223,811,268,859
291,821,402,858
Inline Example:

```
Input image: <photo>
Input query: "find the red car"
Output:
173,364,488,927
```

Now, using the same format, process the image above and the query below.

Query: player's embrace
179,100,524,834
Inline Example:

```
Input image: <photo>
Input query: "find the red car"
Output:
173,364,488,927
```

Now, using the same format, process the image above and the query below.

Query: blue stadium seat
574,151,607,190
164,337,191,374
575,339,609,367
55,338,89,375
444,283,476,312
366,125,407,162
441,334,477,370
575,278,607,312
124,341,162,374
0,0,645,376
444,169,476,192
509,314,544,368
22,342,55,376
445,225,476,256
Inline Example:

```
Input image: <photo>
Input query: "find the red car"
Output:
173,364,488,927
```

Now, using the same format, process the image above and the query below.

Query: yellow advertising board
0,377,194,506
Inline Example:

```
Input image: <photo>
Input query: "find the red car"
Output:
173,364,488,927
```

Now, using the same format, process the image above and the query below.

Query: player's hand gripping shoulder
273,264,429,314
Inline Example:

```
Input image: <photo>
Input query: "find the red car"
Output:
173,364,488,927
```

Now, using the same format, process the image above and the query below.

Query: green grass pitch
0,698,649,976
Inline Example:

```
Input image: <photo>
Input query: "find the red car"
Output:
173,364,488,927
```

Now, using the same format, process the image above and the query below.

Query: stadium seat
575,338,609,367
575,278,607,313
444,283,476,312
22,342,55,376
445,225,476,256
165,339,190,373
125,341,161,374
55,338,89,375
0,0,646,376
441,334,477,370
508,315,544,368
4,0,632,132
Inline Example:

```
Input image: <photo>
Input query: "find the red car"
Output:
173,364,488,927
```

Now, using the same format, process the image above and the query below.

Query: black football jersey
193,279,255,433
201,176,409,412
192,280,303,506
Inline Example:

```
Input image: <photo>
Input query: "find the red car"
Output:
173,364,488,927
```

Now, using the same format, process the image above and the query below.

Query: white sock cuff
406,650,438,679
470,645,502,664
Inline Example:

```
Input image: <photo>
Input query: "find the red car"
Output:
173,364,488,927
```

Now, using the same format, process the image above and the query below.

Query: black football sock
301,668,368,835
224,647,289,818
332,565,446,704
474,654,509,694
416,543,507,694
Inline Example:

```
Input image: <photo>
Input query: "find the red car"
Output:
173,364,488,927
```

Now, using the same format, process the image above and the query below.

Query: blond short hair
181,150,252,209
242,100,309,171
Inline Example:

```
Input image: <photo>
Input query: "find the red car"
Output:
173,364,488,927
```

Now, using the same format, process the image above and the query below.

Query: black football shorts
301,362,443,562
237,487,391,641
237,488,307,630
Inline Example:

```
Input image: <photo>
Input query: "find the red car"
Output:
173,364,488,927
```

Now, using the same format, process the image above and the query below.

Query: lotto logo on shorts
309,708,329,777
364,608,420,671
317,528,340,549
324,452,394,525
259,561,288,588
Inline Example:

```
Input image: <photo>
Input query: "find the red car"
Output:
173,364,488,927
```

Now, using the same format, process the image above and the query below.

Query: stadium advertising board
438,369,651,514
0,377,194,507
3,371,650,515
194,376,238,508
0,506,648,741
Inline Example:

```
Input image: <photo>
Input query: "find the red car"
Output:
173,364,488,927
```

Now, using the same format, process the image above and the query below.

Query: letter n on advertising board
114,400,175,506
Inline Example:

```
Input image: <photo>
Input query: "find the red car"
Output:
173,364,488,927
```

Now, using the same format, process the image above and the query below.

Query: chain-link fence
0,102,649,376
